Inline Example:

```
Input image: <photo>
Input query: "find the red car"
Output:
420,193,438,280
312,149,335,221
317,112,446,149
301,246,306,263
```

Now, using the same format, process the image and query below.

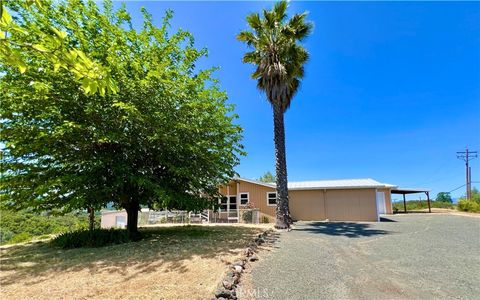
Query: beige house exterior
101,178,404,228
219,178,396,222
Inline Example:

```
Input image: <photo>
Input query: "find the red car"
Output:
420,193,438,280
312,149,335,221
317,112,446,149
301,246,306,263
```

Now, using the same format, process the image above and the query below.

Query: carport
391,188,431,213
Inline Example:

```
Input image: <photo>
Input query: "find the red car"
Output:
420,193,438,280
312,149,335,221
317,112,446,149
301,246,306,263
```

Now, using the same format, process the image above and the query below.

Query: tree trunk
88,207,95,231
125,201,139,234
273,102,292,229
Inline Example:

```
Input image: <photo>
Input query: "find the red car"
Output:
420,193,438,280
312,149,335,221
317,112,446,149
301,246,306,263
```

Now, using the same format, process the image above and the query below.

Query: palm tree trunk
273,102,292,229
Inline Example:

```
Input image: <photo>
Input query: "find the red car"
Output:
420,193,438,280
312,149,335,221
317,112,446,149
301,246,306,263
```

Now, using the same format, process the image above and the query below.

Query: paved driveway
251,214,480,299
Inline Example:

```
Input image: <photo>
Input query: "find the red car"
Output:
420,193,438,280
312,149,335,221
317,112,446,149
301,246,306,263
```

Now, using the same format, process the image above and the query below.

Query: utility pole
456,147,477,200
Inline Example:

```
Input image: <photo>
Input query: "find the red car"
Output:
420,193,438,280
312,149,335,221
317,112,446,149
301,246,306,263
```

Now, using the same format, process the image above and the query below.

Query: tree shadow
0,225,262,287
293,222,390,238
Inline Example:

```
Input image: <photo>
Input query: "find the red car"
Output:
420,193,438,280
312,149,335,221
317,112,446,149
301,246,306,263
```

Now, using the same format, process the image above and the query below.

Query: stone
233,265,243,274
232,274,239,284
226,271,235,278
233,260,245,267
255,237,265,245
249,255,259,262
244,247,254,256
215,287,233,298
223,279,234,290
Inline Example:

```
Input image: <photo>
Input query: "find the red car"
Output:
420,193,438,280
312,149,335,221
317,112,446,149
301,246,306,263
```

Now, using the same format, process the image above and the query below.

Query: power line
446,181,479,194
456,147,477,200
448,184,466,194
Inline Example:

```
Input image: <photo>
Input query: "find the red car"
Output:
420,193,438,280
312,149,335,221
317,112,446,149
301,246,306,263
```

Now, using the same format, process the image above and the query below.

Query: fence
139,209,261,225
102,208,262,229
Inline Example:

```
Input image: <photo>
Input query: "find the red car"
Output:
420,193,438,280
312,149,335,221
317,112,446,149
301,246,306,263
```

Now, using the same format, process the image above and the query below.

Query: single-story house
101,177,430,228
218,177,423,222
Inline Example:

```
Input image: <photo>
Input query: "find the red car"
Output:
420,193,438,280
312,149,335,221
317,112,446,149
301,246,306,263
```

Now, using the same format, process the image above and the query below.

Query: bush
9,232,33,244
0,210,99,245
51,229,141,249
0,228,14,244
242,210,253,223
457,199,480,213
392,200,454,212
260,215,270,223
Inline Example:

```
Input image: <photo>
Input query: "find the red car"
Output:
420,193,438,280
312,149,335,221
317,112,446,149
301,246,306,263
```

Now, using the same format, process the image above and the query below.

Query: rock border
212,229,277,300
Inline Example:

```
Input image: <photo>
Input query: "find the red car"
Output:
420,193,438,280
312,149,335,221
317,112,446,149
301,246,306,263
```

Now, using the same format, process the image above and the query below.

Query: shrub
0,210,99,245
260,215,270,223
242,210,253,223
0,228,14,244
51,229,141,249
392,200,454,211
457,200,480,213
9,232,33,244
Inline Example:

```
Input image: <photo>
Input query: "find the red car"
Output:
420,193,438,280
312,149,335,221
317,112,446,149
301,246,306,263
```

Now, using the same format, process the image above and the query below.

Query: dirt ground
0,225,266,300
406,207,480,218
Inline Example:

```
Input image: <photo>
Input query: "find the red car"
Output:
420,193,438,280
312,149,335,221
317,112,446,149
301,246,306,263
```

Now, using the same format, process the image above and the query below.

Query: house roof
391,187,431,194
235,177,397,190
233,177,276,188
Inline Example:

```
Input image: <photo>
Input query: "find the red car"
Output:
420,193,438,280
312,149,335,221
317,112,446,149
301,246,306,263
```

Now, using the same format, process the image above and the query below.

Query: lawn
0,225,264,300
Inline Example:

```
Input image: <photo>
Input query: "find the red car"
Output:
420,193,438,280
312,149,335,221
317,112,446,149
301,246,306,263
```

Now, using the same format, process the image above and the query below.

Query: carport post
403,193,407,213
426,191,431,213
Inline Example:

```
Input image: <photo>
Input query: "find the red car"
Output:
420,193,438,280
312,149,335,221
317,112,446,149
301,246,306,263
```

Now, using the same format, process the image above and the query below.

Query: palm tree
237,1,312,229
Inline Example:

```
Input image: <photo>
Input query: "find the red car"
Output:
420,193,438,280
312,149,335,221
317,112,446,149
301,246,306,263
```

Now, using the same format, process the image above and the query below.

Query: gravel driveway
251,214,480,299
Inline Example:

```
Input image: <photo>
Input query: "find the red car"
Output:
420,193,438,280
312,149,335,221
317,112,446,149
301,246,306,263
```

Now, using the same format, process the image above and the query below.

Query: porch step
227,216,239,223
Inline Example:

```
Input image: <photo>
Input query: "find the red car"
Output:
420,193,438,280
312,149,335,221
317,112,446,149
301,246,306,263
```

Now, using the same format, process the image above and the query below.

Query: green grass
51,225,226,249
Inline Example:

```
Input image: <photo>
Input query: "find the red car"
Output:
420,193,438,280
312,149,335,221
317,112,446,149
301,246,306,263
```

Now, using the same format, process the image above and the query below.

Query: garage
219,177,424,222
324,189,377,221
289,190,326,221
288,179,390,222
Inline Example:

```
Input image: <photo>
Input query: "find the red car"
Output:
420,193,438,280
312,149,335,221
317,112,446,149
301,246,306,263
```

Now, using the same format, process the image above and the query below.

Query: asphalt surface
251,214,480,300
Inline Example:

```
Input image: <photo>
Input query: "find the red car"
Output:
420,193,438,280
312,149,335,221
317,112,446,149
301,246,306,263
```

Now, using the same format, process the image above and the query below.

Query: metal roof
391,187,430,194
287,178,392,190
236,177,397,190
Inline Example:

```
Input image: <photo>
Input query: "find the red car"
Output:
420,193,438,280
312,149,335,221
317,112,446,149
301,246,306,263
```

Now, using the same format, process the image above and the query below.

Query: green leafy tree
237,1,312,228
0,1,117,95
1,0,244,234
259,171,276,183
436,192,452,203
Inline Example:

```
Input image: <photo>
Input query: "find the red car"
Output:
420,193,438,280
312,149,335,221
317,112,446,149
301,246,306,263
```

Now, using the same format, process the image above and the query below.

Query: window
267,192,277,206
219,196,228,211
240,193,249,205
115,216,126,228
229,196,237,210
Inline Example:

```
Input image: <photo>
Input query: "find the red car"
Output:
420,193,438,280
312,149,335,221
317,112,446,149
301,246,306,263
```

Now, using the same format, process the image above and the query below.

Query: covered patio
391,188,431,213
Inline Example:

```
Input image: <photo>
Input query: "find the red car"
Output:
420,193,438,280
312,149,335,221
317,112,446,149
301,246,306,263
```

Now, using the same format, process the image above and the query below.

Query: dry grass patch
0,225,263,300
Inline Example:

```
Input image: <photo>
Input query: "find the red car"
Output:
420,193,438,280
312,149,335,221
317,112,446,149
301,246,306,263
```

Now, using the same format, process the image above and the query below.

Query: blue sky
121,1,480,200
